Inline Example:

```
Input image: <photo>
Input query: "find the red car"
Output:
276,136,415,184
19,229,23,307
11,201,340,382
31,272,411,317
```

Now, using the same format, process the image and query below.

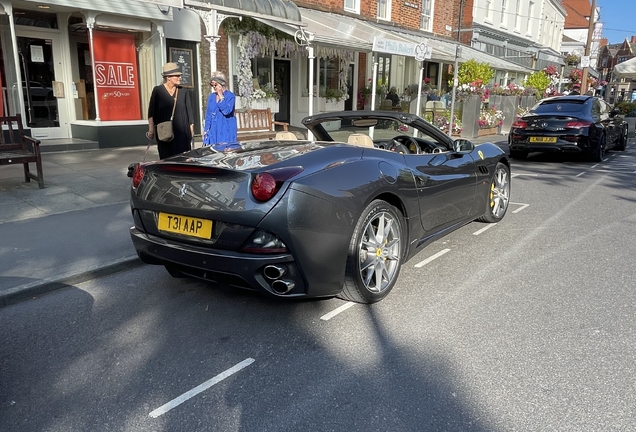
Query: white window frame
344,0,360,14
485,0,493,22
421,0,434,32
527,2,534,36
514,0,520,31
500,0,507,28
377,0,391,21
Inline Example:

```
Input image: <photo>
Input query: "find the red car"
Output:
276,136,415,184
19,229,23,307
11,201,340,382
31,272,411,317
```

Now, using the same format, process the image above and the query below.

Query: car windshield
325,119,417,143
532,100,586,114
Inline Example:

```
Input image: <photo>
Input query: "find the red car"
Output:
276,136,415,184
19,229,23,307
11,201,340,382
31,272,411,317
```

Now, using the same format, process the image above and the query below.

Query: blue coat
203,90,238,148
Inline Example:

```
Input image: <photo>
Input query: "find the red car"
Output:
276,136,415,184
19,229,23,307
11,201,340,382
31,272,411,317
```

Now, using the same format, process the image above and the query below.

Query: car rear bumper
130,227,314,298
509,142,586,153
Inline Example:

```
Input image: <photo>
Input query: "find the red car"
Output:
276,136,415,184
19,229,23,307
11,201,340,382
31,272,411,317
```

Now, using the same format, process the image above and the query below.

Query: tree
523,71,552,96
456,60,495,86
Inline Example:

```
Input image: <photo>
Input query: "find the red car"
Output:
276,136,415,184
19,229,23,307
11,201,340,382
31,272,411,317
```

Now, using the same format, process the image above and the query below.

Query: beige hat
162,62,182,76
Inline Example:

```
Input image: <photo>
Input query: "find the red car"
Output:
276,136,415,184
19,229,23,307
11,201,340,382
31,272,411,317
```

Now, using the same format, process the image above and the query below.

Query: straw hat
162,62,182,76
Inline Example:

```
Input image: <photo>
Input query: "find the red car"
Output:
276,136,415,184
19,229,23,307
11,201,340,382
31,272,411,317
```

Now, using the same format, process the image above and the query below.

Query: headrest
347,133,374,148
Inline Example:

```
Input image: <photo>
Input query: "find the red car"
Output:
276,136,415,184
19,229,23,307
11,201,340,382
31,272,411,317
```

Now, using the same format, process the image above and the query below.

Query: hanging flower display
228,18,353,106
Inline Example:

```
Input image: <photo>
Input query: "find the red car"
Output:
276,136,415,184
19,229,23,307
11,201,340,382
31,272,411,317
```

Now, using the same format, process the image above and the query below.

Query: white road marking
320,302,356,321
591,164,599,169
511,203,530,213
414,248,451,268
473,223,497,235
511,172,539,177
576,172,586,177
149,358,255,418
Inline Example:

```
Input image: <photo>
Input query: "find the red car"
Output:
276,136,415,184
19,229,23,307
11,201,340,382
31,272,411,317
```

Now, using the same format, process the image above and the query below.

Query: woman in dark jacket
147,62,194,159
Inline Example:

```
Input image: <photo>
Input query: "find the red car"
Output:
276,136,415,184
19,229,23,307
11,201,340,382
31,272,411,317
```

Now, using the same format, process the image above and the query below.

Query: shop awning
258,8,427,51
613,57,636,77
185,0,303,25
374,24,532,74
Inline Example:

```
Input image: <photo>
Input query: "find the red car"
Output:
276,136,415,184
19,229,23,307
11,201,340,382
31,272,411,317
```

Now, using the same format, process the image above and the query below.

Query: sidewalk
0,133,508,307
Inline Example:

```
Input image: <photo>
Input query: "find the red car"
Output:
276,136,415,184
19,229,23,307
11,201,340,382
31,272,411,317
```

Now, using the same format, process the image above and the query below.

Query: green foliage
523,71,551,96
456,60,494,86
322,88,347,102
615,101,636,116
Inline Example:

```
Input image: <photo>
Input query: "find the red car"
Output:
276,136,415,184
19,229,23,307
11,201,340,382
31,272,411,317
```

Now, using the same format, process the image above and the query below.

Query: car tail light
241,229,288,253
251,166,303,202
565,120,592,128
512,120,528,129
132,164,145,189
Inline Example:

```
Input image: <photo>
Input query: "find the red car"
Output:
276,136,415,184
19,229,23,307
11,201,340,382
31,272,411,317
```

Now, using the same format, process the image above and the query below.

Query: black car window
533,100,586,114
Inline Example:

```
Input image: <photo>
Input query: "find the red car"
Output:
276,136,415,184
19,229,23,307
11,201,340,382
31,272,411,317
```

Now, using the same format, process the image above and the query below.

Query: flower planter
324,99,345,112
478,127,498,137
519,96,536,109
251,98,279,113
499,95,519,134
460,95,482,139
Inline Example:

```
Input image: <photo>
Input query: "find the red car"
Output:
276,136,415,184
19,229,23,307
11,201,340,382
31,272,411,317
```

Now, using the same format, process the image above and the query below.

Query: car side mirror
454,139,474,153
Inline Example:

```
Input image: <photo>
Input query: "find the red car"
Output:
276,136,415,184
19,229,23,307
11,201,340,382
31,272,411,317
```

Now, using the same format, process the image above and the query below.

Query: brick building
597,36,636,103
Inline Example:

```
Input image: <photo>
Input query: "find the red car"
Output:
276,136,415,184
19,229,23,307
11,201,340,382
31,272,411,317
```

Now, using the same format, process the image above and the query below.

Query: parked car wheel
478,162,510,223
340,200,404,304
509,151,528,160
616,126,628,151
590,135,606,162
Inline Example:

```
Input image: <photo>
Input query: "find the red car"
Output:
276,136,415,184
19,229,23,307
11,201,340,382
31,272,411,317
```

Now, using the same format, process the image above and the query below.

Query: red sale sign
92,31,141,120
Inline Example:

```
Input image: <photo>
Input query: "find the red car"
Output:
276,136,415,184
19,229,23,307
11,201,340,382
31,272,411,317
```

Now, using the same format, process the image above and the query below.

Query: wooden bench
0,114,44,189
236,108,289,141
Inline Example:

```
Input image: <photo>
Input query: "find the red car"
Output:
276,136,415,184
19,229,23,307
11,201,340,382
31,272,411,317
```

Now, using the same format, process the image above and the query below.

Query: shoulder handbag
156,88,178,142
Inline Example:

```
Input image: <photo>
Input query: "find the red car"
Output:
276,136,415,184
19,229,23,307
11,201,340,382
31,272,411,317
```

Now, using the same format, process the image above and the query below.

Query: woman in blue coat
203,72,238,151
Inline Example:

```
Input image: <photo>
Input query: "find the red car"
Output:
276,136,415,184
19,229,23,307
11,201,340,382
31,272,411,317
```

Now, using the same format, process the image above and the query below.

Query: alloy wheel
357,211,401,294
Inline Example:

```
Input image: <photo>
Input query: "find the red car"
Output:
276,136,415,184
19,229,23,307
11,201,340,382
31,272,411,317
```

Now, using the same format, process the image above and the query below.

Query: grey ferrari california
129,110,510,303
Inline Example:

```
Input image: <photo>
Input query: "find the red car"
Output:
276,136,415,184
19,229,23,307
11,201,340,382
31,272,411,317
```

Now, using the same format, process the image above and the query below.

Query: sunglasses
210,82,219,87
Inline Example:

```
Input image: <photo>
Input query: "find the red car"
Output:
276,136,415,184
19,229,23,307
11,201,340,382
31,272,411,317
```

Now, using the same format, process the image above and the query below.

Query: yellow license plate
157,212,213,239
529,136,557,143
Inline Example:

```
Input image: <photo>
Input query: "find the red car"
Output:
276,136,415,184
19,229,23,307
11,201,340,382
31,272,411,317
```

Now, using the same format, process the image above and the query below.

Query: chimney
631,36,636,44
600,38,608,47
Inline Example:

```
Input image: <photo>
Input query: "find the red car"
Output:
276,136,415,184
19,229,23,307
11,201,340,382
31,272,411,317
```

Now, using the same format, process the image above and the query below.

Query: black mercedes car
129,111,510,303
509,95,628,161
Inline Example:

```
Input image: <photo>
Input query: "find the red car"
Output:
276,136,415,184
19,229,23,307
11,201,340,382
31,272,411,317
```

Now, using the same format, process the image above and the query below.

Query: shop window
377,54,391,89
13,9,58,29
318,58,340,98
252,57,272,88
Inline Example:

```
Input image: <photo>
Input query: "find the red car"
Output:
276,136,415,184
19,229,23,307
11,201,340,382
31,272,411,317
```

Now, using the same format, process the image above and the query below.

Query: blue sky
596,0,634,44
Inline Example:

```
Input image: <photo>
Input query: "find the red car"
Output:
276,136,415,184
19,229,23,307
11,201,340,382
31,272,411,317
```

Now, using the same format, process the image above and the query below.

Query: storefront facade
0,0,172,146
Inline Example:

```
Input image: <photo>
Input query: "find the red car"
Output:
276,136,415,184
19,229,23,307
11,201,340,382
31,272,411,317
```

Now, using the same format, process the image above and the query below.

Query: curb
0,256,145,308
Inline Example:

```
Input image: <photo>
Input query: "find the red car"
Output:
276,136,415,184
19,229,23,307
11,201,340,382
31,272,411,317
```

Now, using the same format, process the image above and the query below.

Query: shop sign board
169,47,193,88
372,36,416,57
93,31,141,121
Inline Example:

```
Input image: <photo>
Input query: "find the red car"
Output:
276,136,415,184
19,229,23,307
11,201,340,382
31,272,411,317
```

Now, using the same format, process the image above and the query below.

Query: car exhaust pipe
271,280,295,294
264,265,286,280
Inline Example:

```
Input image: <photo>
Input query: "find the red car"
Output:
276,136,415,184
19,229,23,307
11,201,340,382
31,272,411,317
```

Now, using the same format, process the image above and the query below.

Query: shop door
274,59,290,124
16,29,68,139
